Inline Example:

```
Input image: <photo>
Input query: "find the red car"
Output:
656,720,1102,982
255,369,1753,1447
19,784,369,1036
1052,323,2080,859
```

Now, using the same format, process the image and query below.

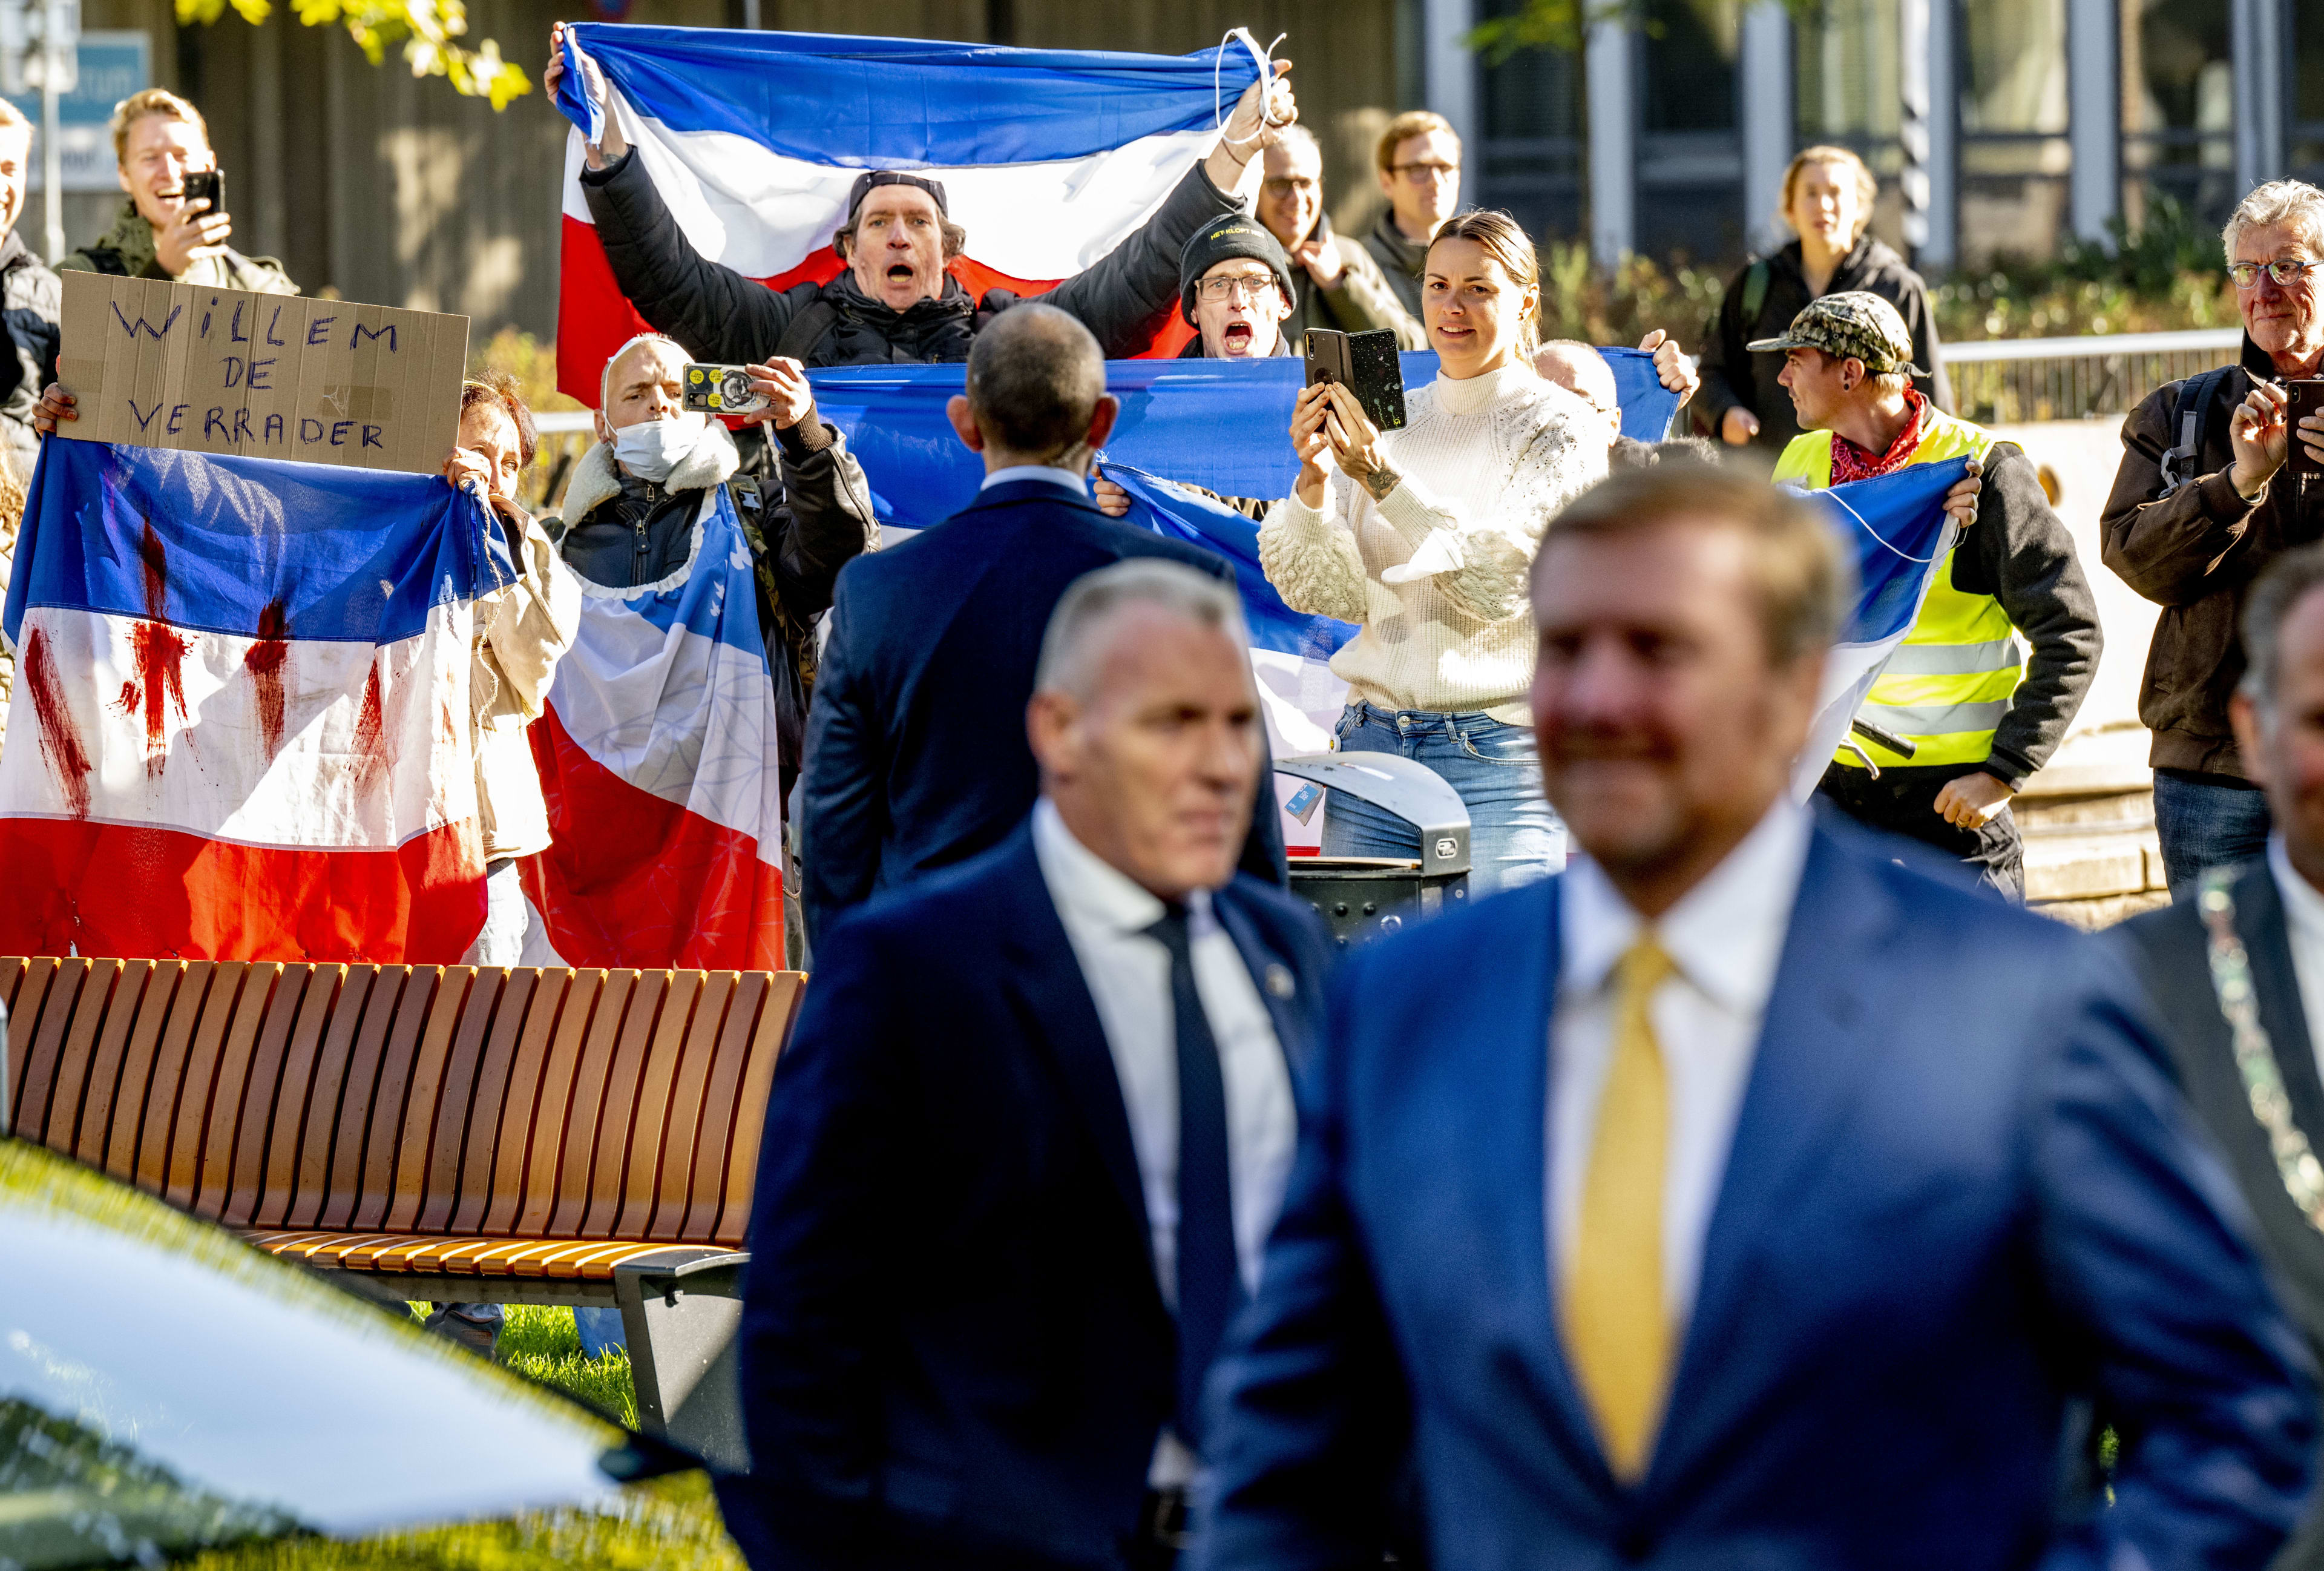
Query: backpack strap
2158,365,2237,495
775,297,841,364
1739,259,1771,325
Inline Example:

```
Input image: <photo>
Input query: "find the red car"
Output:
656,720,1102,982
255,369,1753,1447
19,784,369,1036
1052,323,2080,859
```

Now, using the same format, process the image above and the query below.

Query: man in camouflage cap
1764,290,2102,900
1747,288,1929,378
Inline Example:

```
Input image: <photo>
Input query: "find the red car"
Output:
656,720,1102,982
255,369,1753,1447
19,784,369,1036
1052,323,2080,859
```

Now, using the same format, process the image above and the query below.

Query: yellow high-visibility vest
1773,409,2018,771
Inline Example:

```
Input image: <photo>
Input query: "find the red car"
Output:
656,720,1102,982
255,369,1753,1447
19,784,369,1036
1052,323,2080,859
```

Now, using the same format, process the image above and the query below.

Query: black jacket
1695,235,1952,457
556,413,875,804
0,230,58,478
716,823,1333,1571
2118,862,2324,1568
580,148,1245,367
1946,439,2104,788
799,476,1288,944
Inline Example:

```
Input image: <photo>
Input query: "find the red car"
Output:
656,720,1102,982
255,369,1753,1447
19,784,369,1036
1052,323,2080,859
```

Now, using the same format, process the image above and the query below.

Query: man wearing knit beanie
1092,219,1304,519
1177,216,1299,360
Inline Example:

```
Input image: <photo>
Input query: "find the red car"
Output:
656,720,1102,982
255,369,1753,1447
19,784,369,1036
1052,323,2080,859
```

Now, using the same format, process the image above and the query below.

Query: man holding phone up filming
59,89,295,295
2104,180,2324,895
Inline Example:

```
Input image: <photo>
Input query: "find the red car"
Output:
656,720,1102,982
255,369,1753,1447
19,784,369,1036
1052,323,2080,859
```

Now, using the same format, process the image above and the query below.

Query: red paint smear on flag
115,620,193,776
245,596,290,759
350,659,389,791
113,521,192,775
520,705,784,970
557,216,1195,407
21,626,91,818
0,816,487,961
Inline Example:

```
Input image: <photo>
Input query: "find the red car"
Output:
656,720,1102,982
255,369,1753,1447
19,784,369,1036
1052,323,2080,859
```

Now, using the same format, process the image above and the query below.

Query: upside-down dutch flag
0,440,513,962
519,482,786,973
551,22,1265,406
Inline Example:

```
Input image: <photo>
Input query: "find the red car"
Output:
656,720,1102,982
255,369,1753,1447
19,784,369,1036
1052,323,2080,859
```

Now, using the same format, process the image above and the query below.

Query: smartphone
681,363,770,417
180,168,223,216
1303,327,1408,432
2290,379,2324,475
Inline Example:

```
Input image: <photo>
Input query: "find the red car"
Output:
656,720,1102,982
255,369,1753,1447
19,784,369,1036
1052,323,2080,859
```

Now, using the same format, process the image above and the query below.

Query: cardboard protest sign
55,272,469,475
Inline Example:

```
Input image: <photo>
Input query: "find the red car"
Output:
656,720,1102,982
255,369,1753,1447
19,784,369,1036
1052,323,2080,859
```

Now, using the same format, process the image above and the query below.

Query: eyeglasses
1392,162,1460,183
2230,257,2324,289
1198,274,1280,303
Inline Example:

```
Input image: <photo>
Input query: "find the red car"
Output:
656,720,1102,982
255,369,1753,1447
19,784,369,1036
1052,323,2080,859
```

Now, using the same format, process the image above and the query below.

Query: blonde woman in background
1259,209,1604,895
1696,145,1952,463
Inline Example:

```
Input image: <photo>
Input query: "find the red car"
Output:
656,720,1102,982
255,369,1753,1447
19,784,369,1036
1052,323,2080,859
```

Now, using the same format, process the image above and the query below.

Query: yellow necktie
1563,934,1676,1480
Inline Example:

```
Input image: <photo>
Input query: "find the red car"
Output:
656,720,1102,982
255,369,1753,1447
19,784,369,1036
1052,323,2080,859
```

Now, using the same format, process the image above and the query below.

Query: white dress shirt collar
2265,837,2324,1076
1558,799,1813,1006
1032,797,1216,930
980,464,1091,497
2270,834,2324,944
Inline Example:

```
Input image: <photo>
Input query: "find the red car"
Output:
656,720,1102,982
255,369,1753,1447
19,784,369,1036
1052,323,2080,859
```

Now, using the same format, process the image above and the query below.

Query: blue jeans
1324,702,1567,898
2153,769,2272,898
576,1305,627,1359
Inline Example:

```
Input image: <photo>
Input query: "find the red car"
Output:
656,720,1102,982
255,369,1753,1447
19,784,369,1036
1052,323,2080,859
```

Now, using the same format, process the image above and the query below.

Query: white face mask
612,414,705,483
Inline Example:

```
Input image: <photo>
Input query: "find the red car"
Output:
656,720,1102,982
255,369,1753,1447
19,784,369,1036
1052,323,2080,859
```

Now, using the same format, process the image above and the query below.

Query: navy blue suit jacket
1196,814,2318,1571
798,476,1288,943
718,823,1336,1571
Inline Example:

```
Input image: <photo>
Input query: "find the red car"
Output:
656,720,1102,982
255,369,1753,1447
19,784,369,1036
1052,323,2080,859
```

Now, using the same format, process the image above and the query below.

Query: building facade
1443,0,2314,269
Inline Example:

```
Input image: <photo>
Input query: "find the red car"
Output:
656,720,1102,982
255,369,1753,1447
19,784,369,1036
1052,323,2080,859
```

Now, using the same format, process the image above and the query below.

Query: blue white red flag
519,482,786,972
0,440,513,962
551,24,1264,404
1789,458,1970,797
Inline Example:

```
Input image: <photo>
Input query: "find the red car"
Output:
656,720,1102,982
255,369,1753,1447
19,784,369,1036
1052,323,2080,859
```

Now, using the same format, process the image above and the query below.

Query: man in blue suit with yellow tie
1195,462,2320,1569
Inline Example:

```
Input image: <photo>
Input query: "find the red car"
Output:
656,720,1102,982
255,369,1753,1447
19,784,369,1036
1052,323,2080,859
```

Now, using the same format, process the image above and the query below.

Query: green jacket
59,200,297,295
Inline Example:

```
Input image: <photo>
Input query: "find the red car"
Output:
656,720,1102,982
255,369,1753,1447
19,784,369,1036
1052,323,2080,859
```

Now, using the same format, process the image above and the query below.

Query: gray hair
965,303,1106,461
2224,180,2324,265
1269,123,1322,163
2240,542,2324,710
1036,558,1250,699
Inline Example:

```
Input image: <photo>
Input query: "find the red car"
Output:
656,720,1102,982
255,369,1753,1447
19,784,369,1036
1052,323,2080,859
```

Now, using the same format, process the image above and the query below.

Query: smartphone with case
180,168,223,216
2288,379,2324,475
1303,327,1408,432
681,363,770,417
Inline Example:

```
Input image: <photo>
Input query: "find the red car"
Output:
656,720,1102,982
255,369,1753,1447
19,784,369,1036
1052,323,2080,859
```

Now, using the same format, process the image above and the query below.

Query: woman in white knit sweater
1258,210,1604,893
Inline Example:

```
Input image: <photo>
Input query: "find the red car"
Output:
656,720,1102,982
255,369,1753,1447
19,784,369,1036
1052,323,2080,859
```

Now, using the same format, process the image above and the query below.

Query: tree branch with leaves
176,0,530,110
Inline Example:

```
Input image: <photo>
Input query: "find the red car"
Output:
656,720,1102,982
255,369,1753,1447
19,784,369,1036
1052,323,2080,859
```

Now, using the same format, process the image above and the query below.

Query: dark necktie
1145,902,1242,1452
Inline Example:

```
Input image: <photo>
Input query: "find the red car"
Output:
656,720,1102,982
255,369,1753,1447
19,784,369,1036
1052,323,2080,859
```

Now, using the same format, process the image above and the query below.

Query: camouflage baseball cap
1746,291,1926,376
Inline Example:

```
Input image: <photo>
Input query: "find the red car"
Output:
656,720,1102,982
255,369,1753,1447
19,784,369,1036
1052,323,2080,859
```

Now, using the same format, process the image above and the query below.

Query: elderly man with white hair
2104,179,2324,895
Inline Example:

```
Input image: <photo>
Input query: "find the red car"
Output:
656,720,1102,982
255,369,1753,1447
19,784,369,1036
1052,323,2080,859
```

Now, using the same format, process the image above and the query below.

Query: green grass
180,1472,745,1571
410,1303,643,1432
179,1309,741,1570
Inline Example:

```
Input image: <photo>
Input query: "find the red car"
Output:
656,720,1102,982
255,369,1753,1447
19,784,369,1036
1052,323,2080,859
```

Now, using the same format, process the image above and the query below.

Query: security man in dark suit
719,556,1336,1570
2122,541,2324,1568
796,302,1285,944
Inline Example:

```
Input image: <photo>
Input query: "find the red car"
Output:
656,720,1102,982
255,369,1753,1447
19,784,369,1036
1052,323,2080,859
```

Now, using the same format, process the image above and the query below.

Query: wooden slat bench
0,956,804,1469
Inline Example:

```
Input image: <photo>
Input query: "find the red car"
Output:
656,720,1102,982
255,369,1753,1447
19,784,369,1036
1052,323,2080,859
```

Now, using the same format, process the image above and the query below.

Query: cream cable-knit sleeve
1371,402,1602,627
1258,482,1373,627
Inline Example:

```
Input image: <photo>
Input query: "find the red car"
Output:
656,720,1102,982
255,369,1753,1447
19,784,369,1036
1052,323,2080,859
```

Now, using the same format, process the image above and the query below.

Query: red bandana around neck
1828,388,1929,486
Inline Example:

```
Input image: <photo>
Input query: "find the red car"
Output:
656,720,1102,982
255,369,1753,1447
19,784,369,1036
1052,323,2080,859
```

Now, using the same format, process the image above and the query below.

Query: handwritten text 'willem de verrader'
108,297,401,455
